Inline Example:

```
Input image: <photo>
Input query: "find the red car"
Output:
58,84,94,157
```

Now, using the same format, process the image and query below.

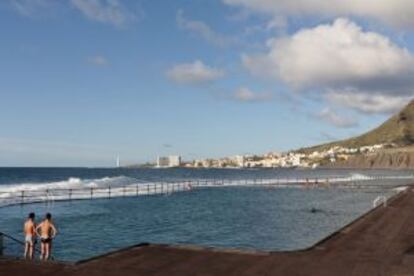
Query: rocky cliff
328,147,414,169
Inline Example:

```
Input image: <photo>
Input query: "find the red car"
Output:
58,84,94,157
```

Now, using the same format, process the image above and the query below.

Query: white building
157,156,170,167
157,155,181,168
234,155,245,167
169,155,181,167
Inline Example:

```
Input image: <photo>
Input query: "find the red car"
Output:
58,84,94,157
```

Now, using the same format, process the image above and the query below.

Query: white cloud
243,18,414,114
176,10,238,48
232,87,272,102
326,91,411,114
87,55,109,66
70,0,136,27
244,18,414,89
223,0,414,28
166,60,225,84
316,108,358,128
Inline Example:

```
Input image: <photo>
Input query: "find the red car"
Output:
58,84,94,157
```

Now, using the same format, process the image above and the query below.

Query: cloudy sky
1,0,414,166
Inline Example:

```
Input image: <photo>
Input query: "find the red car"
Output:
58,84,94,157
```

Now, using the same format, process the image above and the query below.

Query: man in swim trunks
35,213,57,260
23,212,36,259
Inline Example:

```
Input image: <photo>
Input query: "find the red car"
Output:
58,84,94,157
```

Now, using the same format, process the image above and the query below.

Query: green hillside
299,100,414,153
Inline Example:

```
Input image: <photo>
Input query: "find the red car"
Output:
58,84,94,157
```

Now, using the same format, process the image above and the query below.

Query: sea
0,167,412,261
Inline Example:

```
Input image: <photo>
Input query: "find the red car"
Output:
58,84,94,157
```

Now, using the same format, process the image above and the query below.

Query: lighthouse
116,155,120,168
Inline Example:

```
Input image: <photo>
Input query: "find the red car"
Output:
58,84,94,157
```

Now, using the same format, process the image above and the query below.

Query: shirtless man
23,212,36,259
35,213,57,260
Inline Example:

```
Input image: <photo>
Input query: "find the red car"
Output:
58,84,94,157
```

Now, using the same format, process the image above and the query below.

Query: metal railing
0,176,412,208
373,196,388,208
0,181,195,208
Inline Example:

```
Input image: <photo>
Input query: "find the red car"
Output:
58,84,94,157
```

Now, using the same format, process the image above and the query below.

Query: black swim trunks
41,237,52,243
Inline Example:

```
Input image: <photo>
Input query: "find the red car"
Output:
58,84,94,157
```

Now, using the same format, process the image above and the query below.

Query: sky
1,0,414,167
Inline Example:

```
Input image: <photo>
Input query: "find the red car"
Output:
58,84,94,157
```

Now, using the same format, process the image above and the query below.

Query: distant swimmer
310,207,322,213
36,213,57,261
23,212,36,260
311,208,319,213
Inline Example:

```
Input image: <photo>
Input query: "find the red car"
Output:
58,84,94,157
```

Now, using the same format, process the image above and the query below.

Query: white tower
116,155,120,168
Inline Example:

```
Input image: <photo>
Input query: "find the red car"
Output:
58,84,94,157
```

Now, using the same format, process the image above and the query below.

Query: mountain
299,100,414,154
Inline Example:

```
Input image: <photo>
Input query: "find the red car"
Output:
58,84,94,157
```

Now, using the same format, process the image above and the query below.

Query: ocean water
0,168,412,262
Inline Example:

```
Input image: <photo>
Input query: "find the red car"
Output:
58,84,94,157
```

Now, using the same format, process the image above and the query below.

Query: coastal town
154,143,395,169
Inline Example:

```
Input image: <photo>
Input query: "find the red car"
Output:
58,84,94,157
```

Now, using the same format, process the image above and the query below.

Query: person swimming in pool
35,213,57,261
23,212,36,260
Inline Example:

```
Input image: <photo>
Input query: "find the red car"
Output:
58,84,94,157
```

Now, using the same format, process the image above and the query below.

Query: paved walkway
2,188,414,276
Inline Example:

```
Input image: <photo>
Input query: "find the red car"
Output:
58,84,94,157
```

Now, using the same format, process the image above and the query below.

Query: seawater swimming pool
0,186,397,262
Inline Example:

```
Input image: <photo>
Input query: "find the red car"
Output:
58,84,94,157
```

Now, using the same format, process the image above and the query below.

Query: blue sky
1,0,414,167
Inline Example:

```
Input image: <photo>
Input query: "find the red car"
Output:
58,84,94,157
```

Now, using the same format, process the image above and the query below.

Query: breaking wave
0,176,192,207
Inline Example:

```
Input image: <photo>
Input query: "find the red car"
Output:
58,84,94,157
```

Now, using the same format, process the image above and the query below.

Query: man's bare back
36,213,57,260
23,212,36,259
38,220,56,240
24,220,35,236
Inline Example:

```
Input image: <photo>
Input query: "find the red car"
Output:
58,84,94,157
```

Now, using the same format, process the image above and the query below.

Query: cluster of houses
182,144,392,169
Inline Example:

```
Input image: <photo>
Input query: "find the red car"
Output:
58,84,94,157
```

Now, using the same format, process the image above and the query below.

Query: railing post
21,191,24,205
0,232,3,256
69,189,72,201
108,186,111,199
136,185,139,197
90,187,93,199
